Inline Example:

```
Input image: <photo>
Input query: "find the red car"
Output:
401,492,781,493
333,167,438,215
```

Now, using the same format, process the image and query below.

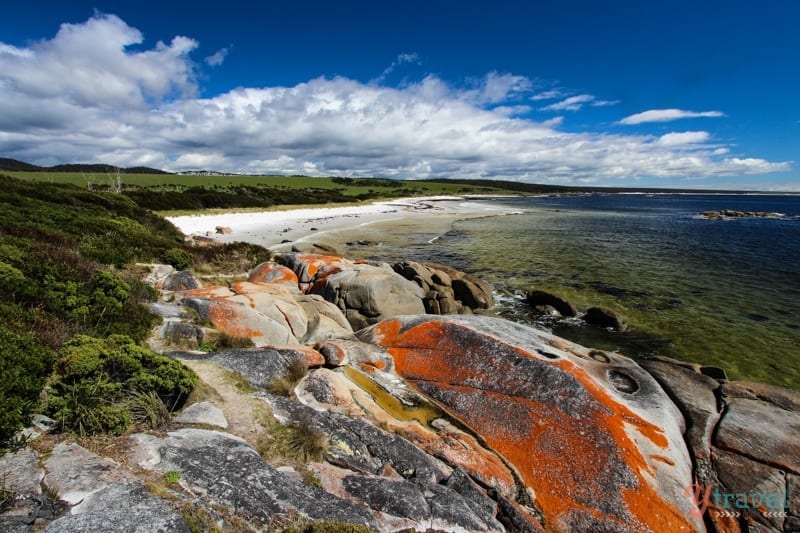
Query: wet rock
129,428,375,529
160,270,201,292
357,314,702,532
174,401,228,428
215,225,233,234
524,289,578,317
582,306,628,331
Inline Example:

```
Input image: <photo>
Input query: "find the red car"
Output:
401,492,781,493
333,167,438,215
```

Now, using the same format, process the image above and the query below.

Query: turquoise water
331,194,800,390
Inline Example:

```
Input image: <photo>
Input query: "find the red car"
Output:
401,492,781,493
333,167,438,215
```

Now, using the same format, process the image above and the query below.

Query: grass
267,359,309,397
257,419,329,463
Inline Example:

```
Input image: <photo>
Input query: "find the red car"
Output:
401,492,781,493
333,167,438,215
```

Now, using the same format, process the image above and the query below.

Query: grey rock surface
174,401,228,428
130,428,376,529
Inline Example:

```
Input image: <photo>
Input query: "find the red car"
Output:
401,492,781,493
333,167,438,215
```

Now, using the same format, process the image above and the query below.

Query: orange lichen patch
295,253,345,279
248,262,300,286
651,455,676,466
275,345,325,367
207,301,263,339
180,286,234,300
371,318,698,532
398,421,518,497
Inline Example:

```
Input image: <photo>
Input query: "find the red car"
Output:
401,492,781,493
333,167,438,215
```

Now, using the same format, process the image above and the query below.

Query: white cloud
0,15,790,184
541,94,595,111
619,108,725,125
205,46,230,67
372,52,421,84
531,89,563,101
656,131,711,146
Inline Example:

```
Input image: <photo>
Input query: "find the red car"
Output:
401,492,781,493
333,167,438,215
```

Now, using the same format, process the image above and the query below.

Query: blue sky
1,1,798,189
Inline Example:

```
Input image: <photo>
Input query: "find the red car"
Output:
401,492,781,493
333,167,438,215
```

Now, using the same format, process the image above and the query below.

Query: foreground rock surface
357,314,702,532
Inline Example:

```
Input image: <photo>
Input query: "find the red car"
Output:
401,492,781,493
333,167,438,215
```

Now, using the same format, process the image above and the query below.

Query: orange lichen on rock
364,316,702,532
294,253,346,280
248,262,300,287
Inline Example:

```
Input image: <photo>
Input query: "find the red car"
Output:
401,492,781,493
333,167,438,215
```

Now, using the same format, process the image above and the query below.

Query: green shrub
42,335,197,435
0,327,54,447
163,247,193,271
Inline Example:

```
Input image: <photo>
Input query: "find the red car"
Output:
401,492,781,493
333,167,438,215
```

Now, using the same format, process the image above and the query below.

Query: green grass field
4,171,506,197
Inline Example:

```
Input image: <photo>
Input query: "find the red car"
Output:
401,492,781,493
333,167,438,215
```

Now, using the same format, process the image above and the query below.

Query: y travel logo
685,483,789,519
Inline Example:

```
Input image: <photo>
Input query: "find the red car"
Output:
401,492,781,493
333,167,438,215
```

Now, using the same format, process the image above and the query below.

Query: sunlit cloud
0,15,789,184
619,108,725,125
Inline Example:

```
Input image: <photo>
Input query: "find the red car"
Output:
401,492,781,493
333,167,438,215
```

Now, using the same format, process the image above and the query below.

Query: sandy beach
166,196,521,251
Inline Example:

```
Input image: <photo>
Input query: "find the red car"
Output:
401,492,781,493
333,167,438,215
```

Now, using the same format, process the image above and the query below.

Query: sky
0,1,798,190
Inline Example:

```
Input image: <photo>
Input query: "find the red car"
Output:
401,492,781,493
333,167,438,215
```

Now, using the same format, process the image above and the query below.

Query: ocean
329,193,800,390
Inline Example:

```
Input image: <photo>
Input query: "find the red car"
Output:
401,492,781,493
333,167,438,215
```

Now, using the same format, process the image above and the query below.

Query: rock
248,261,300,288
293,294,354,343
640,358,721,470
139,263,175,287
393,261,494,313
159,320,205,347
582,306,628,331
195,347,324,389
174,401,228,428
260,393,452,485
191,235,223,246
525,290,578,317
712,447,788,531
291,242,340,255
129,428,376,529
160,270,200,291
357,314,702,532
715,395,800,474
42,442,187,533
215,225,233,234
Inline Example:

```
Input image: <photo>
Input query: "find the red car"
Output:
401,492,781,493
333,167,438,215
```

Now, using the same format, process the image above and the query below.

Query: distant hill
0,158,170,174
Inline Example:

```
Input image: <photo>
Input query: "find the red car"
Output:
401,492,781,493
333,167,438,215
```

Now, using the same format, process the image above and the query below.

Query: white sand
165,196,502,249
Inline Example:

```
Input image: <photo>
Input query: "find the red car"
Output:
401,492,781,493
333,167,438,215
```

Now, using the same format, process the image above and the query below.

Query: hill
0,158,169,174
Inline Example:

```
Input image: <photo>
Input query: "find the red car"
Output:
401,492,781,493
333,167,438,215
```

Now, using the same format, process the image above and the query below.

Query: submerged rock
525,290,579,317
583,306,628,331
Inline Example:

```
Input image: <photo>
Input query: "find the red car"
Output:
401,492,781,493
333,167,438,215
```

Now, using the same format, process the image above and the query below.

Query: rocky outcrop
275,253,426,329
701,210,790,221
160,270,201,292
393,260,494,314
176,281,353,346
356,314,702,532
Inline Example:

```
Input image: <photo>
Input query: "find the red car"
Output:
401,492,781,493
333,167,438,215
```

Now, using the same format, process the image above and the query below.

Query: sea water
331,194,800,389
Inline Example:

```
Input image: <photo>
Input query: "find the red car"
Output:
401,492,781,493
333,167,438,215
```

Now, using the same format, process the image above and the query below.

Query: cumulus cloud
0,15,790,183
619,108,725,125
205,46,230,67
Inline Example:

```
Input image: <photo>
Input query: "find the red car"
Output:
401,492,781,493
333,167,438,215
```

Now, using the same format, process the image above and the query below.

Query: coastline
166,195,523,250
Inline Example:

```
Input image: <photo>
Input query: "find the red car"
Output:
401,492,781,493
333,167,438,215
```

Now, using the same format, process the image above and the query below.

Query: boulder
356,314,702,532
291,242,340,255
583,306,628,330
393,260,494,313
129,428,376,529
174,401,228,428
215,225,233,234
247,261,300,288
525,290,578,317
160,270,200,292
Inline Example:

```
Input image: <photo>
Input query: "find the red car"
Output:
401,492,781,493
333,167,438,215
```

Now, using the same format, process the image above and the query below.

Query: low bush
42,335,197,436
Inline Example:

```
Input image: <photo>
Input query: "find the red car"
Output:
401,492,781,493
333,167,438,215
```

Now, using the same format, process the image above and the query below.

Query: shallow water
321,195,800,390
